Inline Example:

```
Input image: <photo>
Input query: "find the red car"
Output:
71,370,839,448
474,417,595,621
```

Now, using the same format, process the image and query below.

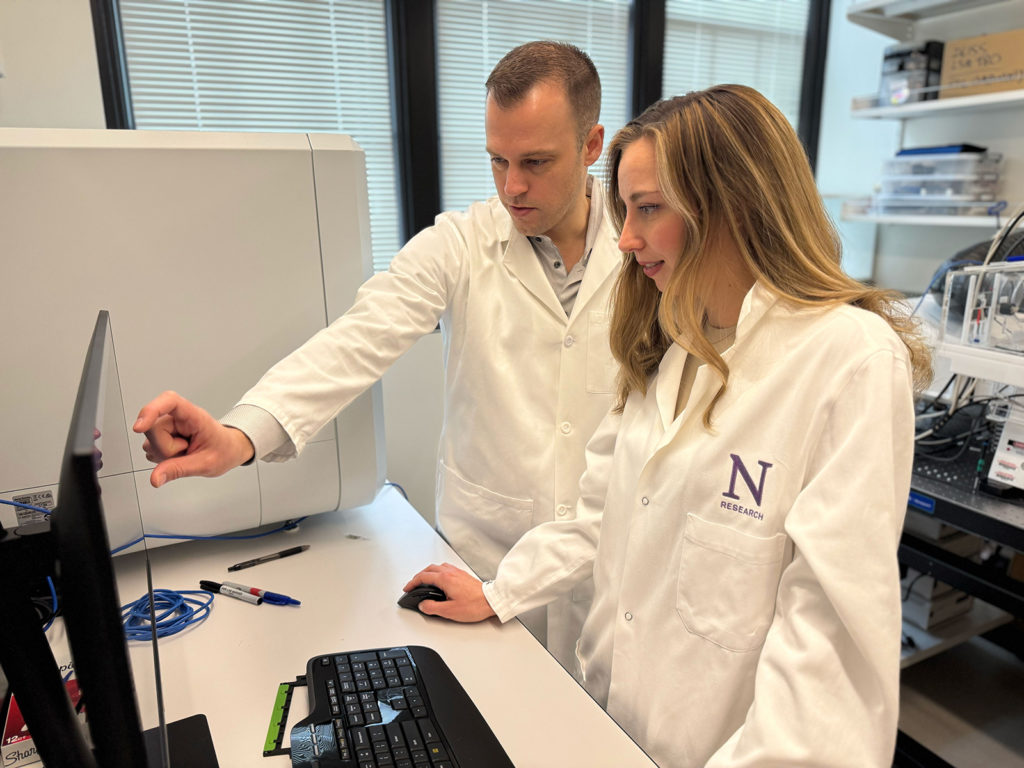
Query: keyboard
289,645,514,768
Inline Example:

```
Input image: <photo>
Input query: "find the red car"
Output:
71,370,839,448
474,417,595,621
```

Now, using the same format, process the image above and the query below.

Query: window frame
91,0,828,247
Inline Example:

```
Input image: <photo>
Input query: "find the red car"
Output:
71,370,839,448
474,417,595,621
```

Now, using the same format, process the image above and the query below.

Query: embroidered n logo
722,454,773,506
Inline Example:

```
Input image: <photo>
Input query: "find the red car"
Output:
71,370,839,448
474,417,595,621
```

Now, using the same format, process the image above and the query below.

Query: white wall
382,334,444,524
816,0,900,282
0,0,105,128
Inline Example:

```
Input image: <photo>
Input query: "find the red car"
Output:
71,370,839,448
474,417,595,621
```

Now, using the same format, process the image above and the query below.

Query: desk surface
113,487,656,768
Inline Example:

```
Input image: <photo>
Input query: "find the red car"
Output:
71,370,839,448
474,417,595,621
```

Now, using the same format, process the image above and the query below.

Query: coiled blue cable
121,588,214,641
3,496,305,638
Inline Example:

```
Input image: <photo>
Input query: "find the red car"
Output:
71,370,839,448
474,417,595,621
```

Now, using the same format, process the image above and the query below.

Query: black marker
228,544,310,572
230,544,309,573
200,580,262,605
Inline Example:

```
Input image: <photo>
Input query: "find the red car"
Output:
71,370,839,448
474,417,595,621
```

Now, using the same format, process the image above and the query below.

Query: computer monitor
0,311,217,768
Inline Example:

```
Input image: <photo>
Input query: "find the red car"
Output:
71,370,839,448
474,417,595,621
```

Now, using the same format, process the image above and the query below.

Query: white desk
113,486,657,768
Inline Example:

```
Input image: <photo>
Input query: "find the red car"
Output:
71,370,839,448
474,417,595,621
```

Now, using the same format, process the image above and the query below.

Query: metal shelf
842,212,1005,228
847,0,1013,39
907,474,1024,550
851,88,1024,119
900,599,1012,668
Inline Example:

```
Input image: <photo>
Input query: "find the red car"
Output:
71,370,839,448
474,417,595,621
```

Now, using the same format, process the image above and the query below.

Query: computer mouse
397,584,447,611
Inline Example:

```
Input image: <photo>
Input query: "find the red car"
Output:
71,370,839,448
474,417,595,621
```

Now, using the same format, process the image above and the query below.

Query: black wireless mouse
397,584,447,611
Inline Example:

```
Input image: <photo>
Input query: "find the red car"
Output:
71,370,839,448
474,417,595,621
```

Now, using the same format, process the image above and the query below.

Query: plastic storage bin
871,151,1005,217
882,152,1002,178
870,197,1002,216
879,176,999,199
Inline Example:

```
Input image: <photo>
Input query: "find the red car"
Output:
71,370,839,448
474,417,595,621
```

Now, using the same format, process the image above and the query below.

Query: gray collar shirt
527,176,605,318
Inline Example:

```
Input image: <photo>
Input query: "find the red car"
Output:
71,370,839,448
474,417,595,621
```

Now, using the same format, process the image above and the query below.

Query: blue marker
223,581,301,606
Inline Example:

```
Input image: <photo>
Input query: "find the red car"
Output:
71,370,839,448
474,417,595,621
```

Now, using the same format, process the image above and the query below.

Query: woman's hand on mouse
403,563,496,622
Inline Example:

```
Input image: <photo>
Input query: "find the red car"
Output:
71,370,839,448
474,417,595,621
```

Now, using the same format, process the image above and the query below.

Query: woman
405,85,931,767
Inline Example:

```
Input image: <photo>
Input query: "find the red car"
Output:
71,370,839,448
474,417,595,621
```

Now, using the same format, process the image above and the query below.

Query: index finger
133,391,185,433
402,564,446,593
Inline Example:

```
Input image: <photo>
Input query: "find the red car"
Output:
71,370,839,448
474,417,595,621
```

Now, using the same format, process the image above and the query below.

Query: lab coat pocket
676,513,787,652
586,311,616,394
437,460,534,580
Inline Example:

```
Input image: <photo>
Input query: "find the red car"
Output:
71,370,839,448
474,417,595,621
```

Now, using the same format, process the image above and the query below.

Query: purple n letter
722,454,773,506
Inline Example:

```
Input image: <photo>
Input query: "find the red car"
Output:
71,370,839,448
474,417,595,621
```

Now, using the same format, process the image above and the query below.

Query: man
134,41,620,673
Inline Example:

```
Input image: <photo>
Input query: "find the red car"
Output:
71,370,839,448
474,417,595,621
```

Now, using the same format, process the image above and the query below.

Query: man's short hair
486,41,601,147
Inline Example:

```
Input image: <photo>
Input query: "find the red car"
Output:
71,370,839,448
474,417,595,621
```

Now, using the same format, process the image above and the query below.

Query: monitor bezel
51,309,150,767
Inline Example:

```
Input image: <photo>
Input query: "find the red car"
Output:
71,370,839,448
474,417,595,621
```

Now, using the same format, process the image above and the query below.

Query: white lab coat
235,187,621,669
484,282,915,767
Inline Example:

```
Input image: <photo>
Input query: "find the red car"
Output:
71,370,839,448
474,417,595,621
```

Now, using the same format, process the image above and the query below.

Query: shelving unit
847,0,1013,40
842,0,1022,234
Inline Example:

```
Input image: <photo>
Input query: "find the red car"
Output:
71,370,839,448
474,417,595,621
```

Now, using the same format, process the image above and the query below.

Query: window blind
435,0,631,213
118,0,400,273
663,0,810,127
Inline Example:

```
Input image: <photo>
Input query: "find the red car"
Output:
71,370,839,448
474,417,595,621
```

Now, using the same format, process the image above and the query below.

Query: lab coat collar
654,344,688,430
653,280,779,430
501,228,567,320
736,280,779,336
500,176,620,323
570,181,621,322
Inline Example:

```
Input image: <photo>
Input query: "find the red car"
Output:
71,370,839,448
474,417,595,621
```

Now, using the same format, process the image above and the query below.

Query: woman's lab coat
484,282,915,767
236,189,622,669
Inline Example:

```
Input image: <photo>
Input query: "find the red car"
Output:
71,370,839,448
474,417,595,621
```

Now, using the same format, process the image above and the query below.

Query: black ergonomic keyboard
288,645,514,768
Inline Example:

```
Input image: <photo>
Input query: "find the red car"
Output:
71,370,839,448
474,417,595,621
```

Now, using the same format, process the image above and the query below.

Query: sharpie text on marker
223,581,300,606
227,544,310,572
200,580,262,605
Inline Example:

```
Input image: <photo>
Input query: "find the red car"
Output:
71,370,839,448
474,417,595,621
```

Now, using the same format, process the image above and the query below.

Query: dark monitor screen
51,309,151,767
0,311,216,768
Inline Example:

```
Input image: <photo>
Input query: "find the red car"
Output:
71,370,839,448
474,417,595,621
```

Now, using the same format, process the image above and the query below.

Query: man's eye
526,159,548,168
490,157,507,167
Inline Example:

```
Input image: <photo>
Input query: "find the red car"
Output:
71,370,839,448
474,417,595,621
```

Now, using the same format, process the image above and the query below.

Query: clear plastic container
942,263,1024,354
879,176,999,199
883,152,1003,178
869,196,1003,216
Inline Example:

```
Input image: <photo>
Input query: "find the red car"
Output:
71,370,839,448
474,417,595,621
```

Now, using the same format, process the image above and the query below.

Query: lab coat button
557,505,570,517
560,422,572,435
624,612,633,621
641,497,649,506
564,335,575,347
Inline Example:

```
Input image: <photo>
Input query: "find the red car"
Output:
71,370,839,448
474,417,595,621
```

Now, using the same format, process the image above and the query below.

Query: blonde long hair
606,86,931,424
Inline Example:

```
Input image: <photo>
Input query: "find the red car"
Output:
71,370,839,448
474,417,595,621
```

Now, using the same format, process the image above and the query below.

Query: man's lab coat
236,188,621,670
485,282,915,767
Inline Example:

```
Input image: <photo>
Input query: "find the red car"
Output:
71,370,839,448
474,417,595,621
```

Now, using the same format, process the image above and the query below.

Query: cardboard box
903,588,974,630
1,661,83,768
940,27,1024,99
